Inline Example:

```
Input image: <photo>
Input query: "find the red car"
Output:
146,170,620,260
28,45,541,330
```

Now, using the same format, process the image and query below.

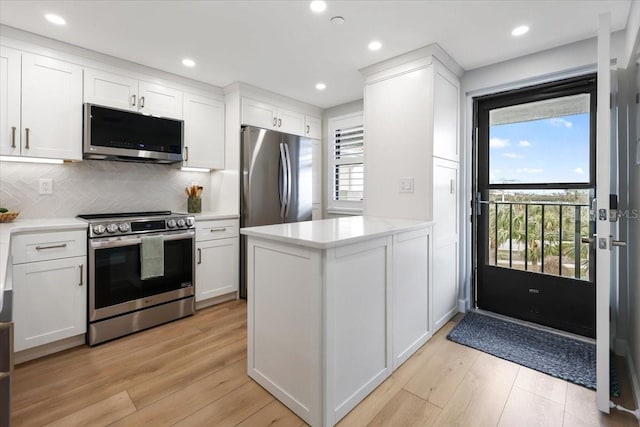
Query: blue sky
489,113,590,184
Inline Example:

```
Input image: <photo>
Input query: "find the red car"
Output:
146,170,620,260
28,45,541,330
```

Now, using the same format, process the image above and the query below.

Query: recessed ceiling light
511,25,529,36
316,82,326,90
182,58,196,67
45,13,66,26
368,41,382,51
310,1,327,13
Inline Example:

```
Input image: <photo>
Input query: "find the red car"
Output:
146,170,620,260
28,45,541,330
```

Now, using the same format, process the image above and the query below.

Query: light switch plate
399,177,414,193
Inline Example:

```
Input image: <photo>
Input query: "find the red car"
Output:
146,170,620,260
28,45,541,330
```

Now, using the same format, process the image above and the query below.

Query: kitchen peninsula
241,216,434,427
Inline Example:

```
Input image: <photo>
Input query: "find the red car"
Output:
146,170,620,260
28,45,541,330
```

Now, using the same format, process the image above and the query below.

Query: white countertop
0,218,87,315
240,216,433,249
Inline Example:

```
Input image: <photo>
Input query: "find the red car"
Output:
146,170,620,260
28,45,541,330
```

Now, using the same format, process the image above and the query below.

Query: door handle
279,143,287,220
283,142,292,218
35,243,68,250
581,237,594,244
611,239,627,248
11,126,16,148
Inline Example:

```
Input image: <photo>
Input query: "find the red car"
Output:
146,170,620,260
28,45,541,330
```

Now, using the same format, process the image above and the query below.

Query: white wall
0,160,211,217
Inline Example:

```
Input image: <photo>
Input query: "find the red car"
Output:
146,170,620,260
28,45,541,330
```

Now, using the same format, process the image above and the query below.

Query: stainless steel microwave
83,103,184,164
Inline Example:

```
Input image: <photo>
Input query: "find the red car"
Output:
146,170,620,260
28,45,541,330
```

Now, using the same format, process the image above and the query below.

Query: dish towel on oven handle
140,235,164,280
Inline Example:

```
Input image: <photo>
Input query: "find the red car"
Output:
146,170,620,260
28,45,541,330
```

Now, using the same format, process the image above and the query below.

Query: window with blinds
328,112,364,212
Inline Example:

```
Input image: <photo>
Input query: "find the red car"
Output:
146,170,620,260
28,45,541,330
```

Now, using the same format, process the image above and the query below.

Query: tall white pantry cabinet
361,44,462,332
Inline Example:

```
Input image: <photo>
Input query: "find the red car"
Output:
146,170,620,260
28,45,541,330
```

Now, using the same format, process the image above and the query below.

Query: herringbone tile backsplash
0,160,212,218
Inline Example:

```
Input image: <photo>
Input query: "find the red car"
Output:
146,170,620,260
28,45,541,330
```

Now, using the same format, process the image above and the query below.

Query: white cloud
518,140,531,147
516,168,544,173
490,138,510,148
573,167,584,174
503,152,523,159
549,118,573,128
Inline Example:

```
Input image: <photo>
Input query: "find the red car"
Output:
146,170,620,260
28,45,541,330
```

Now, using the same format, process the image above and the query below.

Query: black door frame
472,74,598,338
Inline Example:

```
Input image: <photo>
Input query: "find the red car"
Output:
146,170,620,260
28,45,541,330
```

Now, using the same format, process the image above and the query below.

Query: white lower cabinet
392,227,432,369
196,237,239,301
195,219,239,303
13,256,86,352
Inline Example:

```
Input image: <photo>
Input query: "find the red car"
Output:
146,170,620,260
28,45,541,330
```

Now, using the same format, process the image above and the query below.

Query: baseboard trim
195,291,237,310
457,298,467,313
15,334,85,365
620,340,640,412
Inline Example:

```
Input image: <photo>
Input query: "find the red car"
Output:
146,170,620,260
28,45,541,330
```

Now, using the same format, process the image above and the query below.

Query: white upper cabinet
83,68,138,112
0,47,82,160
0,46,21,156
183,93,225,170
84,68,183,119
305,115,321,139
241,97,319,138
432,65,460,161
276,107,305,136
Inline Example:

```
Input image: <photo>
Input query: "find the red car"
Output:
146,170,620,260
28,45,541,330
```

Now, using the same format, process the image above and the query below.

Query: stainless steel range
77,211,195,346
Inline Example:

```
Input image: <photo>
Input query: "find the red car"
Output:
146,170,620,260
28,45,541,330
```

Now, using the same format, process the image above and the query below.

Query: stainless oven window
93,235,193,309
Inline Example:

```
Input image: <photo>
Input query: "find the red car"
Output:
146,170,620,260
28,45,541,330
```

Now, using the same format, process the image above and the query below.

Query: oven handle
89,230,195,249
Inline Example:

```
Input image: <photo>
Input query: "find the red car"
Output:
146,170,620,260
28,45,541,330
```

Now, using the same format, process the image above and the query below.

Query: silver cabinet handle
140,96,145,108
273,117,277,127
185,146,189,161
25,127,30,149
11,126,16,148
209,227,227,232
197,248,202,264
131,94,136,107
35,243,67,250
278,118,282,127
306,125,310,134
79,264,84,286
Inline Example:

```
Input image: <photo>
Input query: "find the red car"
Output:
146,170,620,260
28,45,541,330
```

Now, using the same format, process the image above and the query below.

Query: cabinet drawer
196,220,239,242
11,230,86,264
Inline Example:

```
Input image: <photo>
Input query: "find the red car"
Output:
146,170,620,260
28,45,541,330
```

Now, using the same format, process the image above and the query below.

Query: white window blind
332,122,364,203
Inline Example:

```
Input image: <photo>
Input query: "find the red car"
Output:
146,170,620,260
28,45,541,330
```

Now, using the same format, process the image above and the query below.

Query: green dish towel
140,235,164,280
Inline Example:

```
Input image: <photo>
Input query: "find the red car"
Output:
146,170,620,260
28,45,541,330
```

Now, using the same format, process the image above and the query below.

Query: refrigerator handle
279,143,287,220
283,142,292,218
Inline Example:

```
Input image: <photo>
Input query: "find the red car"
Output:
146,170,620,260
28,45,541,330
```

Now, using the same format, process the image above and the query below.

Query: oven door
88,229,195,322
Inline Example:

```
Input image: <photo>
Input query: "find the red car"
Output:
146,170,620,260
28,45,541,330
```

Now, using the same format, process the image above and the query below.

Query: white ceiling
0,0,632,109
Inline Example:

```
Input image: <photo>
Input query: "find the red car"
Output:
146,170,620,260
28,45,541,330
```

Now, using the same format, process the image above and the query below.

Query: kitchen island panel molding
243,216,434,426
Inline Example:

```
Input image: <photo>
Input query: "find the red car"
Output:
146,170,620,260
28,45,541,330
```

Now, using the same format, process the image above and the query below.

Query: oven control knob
106,224,118,234
167,219,177,228
177,218,186,228
93,224,106,235
118,223,130,233
185,217,194,227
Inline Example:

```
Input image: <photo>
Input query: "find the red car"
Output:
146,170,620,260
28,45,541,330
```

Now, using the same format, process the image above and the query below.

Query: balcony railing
487,201,591,280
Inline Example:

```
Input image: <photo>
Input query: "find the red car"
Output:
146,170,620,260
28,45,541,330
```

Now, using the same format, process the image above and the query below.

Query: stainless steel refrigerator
240,126,313,298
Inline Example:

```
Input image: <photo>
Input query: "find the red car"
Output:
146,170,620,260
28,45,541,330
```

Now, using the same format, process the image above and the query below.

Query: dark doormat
447,311,620,396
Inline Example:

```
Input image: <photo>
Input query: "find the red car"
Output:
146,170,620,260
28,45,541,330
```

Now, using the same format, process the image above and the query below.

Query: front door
474,75,597,338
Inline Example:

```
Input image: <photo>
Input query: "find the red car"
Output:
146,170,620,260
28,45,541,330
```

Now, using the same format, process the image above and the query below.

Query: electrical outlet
39,178,53,195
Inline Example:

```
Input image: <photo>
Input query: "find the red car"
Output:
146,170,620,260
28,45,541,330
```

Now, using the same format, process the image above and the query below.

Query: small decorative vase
187,197,202,213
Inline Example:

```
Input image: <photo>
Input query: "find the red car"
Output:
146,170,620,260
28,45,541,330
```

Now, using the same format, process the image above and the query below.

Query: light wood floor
12,300,639,426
